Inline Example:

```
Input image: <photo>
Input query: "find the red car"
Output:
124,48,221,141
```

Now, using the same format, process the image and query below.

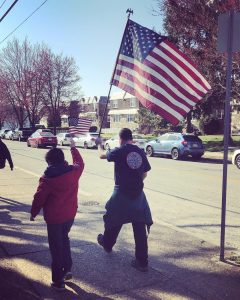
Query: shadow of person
65,282,112,300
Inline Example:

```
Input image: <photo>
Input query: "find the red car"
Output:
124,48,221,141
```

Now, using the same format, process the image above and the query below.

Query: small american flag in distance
68,117,92,135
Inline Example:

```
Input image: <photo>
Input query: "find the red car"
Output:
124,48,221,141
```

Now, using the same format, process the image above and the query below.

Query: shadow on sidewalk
1,196,240,300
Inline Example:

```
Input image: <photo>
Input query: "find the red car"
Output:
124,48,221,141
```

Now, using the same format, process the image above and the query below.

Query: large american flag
68,117,92,134
111,20,211,125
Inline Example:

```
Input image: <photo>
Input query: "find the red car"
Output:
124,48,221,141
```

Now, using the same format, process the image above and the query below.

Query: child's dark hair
119,128,133,141
45,147,65,165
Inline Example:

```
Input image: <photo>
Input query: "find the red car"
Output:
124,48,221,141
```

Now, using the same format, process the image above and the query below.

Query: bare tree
40,48,81,134
0,39,47,128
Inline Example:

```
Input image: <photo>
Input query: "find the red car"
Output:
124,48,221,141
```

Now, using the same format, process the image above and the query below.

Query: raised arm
70,138,84,175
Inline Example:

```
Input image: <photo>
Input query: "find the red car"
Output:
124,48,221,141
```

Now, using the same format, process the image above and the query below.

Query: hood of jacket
44,162,73,178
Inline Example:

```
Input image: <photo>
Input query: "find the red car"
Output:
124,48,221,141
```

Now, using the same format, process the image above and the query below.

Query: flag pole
98,9,133,137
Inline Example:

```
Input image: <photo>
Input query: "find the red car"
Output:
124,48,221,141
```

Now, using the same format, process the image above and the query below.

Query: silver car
56,132,73,146
104,134,147,150
74,132,99,149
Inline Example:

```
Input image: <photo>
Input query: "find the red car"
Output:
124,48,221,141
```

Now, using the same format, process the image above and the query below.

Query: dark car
145,133,204,160
27,131,57,148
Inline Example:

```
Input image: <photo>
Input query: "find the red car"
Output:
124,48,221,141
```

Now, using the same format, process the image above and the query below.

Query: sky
0,0,164,97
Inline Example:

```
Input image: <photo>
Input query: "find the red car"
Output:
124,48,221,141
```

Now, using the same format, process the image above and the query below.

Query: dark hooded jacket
0,139,13,169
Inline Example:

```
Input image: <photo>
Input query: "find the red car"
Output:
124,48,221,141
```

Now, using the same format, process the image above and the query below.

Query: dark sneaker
131,259,148,272
51,282,66,291
63,271,73,281
97,234,112,253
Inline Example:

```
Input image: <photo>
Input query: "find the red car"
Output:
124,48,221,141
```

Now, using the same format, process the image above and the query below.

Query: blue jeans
47,219,74,283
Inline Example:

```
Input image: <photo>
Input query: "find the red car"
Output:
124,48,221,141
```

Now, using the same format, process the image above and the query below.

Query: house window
112,115,120,122
112,100,118,108
130,98,136,108
127,114,135,122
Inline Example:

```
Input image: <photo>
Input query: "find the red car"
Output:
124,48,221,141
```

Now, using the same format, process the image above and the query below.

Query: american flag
68,117,92,134
111,20,211,125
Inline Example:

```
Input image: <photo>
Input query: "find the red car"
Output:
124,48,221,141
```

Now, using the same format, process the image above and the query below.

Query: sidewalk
0,168,240,300
203,151,231,162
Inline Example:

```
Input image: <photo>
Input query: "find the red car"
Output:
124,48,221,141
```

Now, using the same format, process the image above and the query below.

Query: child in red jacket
30,139,84,291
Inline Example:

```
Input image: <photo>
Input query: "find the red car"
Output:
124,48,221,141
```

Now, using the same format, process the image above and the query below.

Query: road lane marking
14,166,92,197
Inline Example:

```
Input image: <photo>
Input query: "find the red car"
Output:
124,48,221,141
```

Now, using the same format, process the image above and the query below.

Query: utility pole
217,10,240,261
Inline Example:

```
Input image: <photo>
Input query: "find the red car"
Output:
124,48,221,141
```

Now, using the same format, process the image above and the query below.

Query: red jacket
31,147,84,224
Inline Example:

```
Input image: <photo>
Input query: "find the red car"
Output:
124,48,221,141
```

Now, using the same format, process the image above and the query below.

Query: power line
0,0,7,10
0,0,48,45
0,0,19,23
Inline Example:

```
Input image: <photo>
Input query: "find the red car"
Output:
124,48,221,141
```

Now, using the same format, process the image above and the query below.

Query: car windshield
40,132,54,137
65,134,73,137
183,135,202,142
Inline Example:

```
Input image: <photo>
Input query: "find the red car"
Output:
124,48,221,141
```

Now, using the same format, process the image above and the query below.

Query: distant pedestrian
0,137,13,170
30,139,84,291
96,128,153,272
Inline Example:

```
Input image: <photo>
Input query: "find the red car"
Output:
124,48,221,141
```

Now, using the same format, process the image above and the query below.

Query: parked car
27,131,57,148
56,132,73,146
5,130,14,140
11,127,35,141
104,134,147,150
145,133,204,160
74,132,99,149
232,149,240,169
0,129,11,139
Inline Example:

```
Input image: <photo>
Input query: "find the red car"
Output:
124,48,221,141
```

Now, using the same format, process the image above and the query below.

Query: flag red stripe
117,58,200,104
164,40,211,89
115,69,189,115
149,51,205,98
116,59,194,108
112,79,180,125
157,43,210,92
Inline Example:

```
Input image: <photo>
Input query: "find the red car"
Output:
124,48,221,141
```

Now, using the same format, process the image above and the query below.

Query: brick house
108,92,141,131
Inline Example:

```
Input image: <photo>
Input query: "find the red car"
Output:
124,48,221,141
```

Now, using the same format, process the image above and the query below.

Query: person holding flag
96,128,153,272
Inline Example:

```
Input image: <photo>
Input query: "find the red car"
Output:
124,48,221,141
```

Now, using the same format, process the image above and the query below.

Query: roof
108,109,138,115
110,92,135,100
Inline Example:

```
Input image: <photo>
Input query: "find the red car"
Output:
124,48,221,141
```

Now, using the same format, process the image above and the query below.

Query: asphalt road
4,140,240,252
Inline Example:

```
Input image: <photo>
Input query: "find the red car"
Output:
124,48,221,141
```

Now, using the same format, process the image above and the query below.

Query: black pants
103,222,148,267
47,219,74,283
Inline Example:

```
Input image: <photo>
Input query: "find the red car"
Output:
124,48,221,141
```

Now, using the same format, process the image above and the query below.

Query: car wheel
171,148,180,160
27,142,30,147
192,154,202,160
61,141,64,146
235,154,240,169
105,143,110,151
146,146,154,157
84,142,88,149
11,136,14,141
18,136,21,142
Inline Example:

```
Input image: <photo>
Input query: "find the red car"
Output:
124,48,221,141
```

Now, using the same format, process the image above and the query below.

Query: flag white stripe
115,64,190,112
146,54,203,100
154,47,209,94
161,42,211,89
118,54,200,104
114,73,185,120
